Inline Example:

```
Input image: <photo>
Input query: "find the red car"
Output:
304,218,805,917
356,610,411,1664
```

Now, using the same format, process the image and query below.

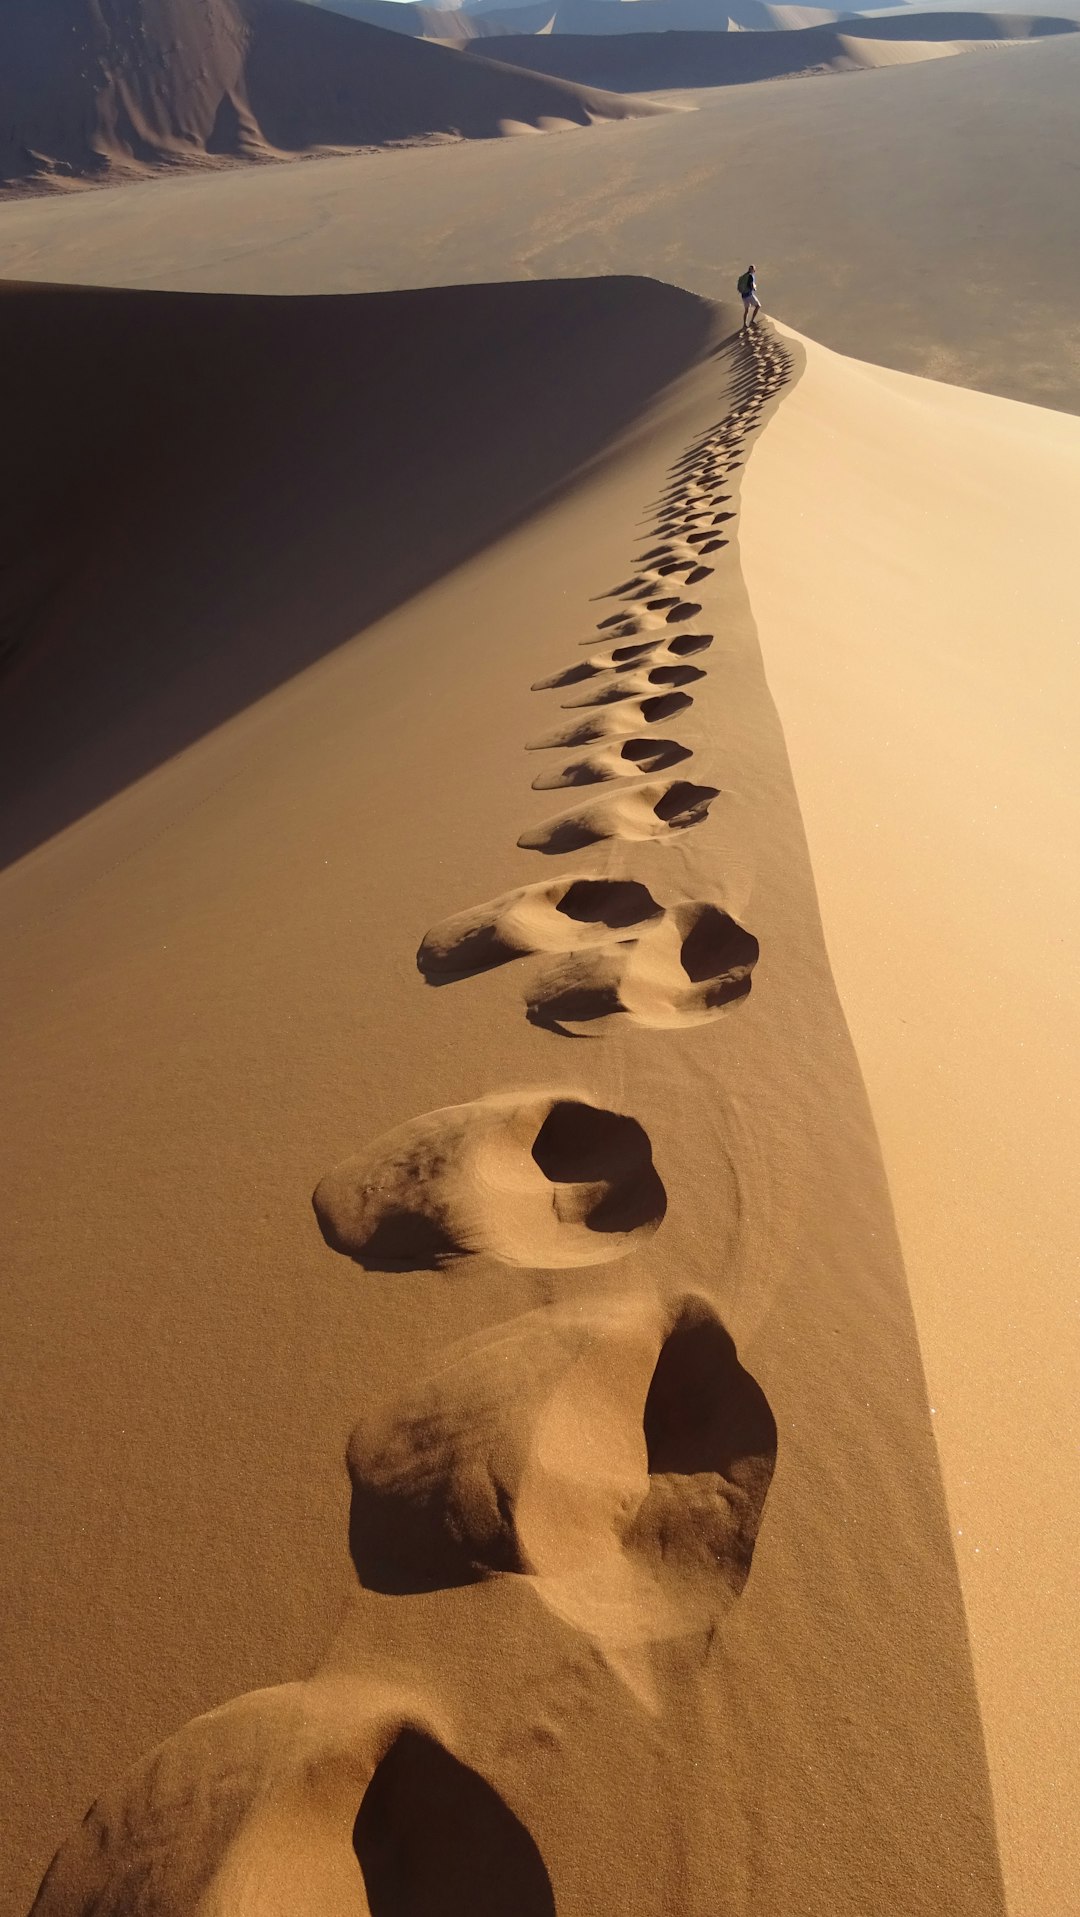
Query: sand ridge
18,300,1004,1917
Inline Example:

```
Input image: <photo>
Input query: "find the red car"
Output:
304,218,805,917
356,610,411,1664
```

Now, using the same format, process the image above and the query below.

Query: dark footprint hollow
354,1731,556,1917
654,781,719,827
647,664,705,688
628,1305,777,1596
532,1099,664,1235
642,691,694,724
664,632,712,657
621,737,693,773
556,878,661,930
680,907,759,987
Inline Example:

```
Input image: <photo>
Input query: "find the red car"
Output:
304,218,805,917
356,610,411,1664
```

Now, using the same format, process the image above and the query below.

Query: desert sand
740,332,1080,1917
1,283,1005,1917
2,33,1080,410
1,14,1077,1917
0,0,658,192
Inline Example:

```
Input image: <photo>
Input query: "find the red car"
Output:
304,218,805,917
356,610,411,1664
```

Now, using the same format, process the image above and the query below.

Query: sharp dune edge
0,279,1010,1917
0,0,659,191
739,328,1080,1917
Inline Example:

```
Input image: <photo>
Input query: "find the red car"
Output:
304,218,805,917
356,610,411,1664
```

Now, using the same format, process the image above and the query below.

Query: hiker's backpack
737,271,753,297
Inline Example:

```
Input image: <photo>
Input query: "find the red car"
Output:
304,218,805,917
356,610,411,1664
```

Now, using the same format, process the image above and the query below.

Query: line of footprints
33,328,795,1917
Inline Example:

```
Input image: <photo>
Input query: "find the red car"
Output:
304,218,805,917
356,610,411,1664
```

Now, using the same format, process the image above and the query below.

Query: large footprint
313,1091,666,1270
592,598,701,640
418,885,757,1032
527,903,759,1033
31,1683,555,1917
418,875,662,979
346,1292,775,1636
557,663,707,710
517,779,720,853
526,689,694,753
532,631,712,689
531,737,694,791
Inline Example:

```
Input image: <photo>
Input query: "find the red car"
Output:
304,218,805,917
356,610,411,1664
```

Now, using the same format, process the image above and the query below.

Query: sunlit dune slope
741,324,1080,1917
301,0,858,36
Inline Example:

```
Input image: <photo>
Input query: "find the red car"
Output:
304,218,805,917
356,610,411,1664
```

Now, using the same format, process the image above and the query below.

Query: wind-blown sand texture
3,29,1079,409
2,286,1009,1917
0,0,659,192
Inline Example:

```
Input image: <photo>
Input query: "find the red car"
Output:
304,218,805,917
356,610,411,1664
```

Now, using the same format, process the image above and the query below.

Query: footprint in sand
417,875,662,978
419,884,758,1034
558,663,707,710
313,1091,666,1270
346,1292,775,1635
31,1682,554,1917
531,632,711,693
517,779,720,854
527,903,759,1034
593,598,701,639
531,737,694,790
526,689,694,753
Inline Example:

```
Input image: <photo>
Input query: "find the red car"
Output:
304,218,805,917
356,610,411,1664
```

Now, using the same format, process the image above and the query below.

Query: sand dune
3,31,1079,410
1,286,1008,1917
740,323,1080,1917
472,9,1077,86
302,0,855,35
0,0,658,191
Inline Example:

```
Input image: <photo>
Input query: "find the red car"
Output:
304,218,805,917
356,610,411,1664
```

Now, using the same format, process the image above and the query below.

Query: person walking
737,263,761,330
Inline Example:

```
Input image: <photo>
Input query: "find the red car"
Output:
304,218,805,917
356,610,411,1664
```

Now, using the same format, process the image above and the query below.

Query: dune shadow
0,276,718,870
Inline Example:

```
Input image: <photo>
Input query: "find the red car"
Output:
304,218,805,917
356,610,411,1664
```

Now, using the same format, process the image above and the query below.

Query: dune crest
468,8,1079,88
6,291,1005,1917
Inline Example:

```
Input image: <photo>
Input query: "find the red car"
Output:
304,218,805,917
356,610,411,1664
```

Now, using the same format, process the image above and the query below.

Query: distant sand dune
469,9,1079,88
302,0,904,39
0,0,661,191
312,1091,668,1268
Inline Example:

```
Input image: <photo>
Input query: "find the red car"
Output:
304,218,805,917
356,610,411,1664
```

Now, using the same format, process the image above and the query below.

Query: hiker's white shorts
742,293,761,315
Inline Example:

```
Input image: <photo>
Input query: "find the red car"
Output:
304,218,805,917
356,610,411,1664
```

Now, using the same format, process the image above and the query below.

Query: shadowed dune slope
471,8,1076,84
0,0,659,191
0,275,715,870
1,301,1004,1917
